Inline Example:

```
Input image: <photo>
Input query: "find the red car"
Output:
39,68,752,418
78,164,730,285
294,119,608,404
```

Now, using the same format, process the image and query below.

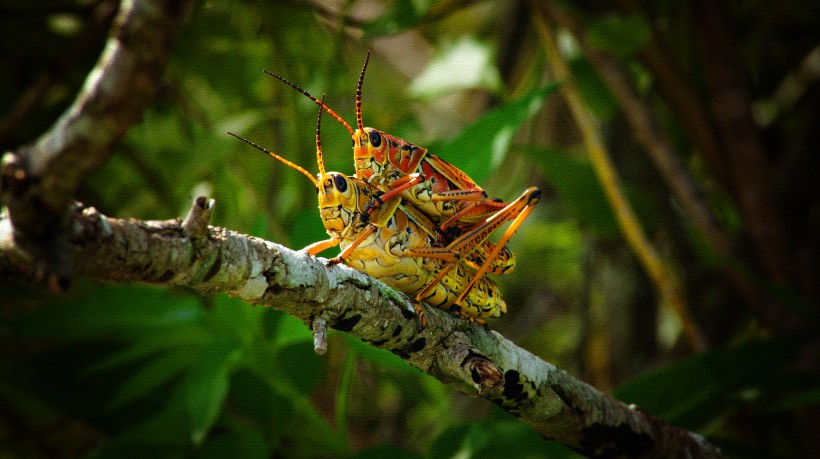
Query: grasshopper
308,171,512,323
227,97,539,323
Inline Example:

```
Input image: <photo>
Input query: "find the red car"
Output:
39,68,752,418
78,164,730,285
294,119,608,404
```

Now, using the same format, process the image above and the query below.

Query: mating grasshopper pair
230,53,540,324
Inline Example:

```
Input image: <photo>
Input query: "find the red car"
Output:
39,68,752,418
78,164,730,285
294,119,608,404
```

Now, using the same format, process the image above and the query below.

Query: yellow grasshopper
228,97,538,323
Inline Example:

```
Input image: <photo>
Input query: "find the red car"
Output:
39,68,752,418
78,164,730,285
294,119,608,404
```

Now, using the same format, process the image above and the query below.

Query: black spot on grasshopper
360,190,386,222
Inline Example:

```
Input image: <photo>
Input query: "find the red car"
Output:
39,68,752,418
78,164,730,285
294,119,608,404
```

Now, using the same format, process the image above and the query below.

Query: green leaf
8,283,205,340
429,419,582,459
268,310,314,347
474,419,582,458
106,351,194,410
569,57,620,119
209,295,266,346
615,337,804,429
436,83,559,183
273,341,324,394
83,330,209,374
586,13,651,58
198,424,271,459
362,0,435,37
352,444,422,459
522,146,620,237
93,382,193,454
184,337,243,445
772,387,820,411
229,369,293,428
409,37,501,99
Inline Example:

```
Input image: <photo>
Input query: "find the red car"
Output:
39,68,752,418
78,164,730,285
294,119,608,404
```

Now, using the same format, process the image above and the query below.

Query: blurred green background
2,1,819,457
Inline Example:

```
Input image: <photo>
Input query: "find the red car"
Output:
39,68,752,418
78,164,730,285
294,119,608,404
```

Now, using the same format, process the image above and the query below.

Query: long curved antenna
356,50,371,132
315,94,326,177
264,70,354,136
227,131,319,188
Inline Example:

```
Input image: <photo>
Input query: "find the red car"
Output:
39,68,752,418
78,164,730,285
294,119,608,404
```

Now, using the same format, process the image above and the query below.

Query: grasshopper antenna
315,94,327,177
227,131,319,188
264,70,354,137
356,50,371,132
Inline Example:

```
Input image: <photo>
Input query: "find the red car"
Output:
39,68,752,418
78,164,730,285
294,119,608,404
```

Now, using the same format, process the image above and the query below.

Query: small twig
312,317,329,355
182,196,215,240
78,206,113,239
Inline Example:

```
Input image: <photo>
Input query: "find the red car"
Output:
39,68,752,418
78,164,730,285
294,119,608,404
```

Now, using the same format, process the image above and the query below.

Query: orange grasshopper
265,52,534,232
228,97,538,323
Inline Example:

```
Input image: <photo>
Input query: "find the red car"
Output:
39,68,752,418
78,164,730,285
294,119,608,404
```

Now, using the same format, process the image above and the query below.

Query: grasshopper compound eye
333,173,348,192
368,129,382,148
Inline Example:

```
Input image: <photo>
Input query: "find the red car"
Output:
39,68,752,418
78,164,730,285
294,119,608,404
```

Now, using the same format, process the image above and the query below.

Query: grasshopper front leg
304,237,341,256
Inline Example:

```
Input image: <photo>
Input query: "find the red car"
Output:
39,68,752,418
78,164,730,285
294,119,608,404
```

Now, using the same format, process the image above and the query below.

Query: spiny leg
455,188,541,304
437,196,508,230
327,225,377,266
360,174,423,223
445,187,540,259
413,187,538,307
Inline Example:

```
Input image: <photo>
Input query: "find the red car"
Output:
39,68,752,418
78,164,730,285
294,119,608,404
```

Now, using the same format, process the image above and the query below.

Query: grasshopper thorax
353,127,427,185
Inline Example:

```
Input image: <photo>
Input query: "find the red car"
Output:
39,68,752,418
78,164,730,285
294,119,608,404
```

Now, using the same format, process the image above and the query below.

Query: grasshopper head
317,172,363,235
353,127,389,180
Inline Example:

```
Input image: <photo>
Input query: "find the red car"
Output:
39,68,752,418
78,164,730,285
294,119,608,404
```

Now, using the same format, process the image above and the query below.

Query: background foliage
2,0,819,457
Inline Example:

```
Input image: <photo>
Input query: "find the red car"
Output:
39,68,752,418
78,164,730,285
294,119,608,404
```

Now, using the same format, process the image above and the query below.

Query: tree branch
1,0,193,285
0,200,723,458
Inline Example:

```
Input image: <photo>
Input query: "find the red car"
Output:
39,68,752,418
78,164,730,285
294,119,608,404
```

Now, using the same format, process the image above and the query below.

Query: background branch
1,0,193,284
531,1,808,336
532,6,707,352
